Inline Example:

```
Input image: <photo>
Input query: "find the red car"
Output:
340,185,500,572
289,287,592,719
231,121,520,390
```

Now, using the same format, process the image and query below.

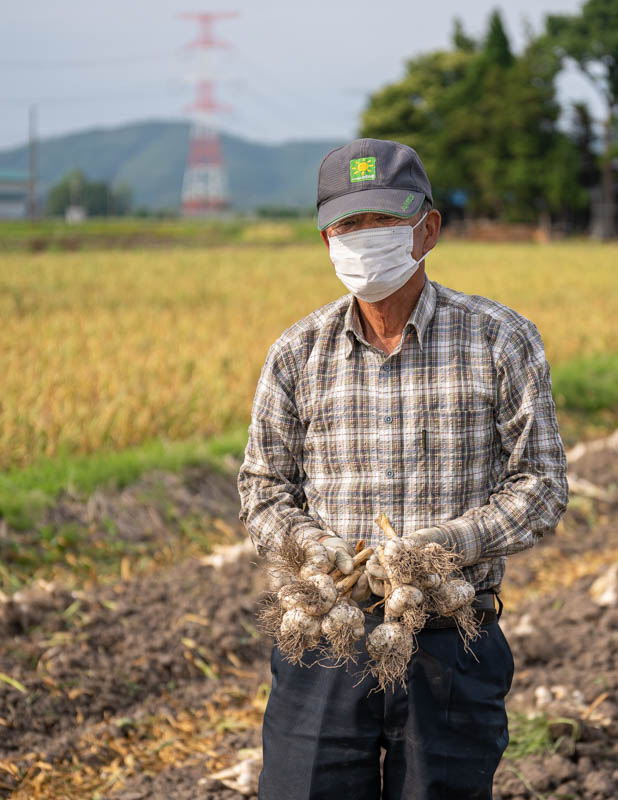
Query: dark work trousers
258,609,514,800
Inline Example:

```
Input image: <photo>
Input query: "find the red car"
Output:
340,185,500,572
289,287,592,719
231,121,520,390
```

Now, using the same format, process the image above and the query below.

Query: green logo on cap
350,157,376,183
401,193,415,211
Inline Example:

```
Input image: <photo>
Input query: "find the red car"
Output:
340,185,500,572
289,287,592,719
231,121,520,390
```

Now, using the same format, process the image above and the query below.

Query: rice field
1,240,616,470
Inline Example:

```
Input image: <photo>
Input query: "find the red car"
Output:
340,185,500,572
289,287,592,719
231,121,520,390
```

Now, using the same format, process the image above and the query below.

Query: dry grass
5,683,267,799
1,241,616,469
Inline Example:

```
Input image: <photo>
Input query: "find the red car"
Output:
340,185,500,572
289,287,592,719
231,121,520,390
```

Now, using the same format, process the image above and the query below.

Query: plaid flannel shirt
238,277,569,592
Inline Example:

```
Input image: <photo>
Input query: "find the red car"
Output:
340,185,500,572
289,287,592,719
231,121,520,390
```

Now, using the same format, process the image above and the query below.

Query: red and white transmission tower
179,11,237,217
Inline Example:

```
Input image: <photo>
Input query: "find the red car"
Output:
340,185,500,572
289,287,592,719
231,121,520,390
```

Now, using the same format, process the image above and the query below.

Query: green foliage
359,48,475,197
569,102,601,189
546,0,618,237
360,10,588,222
546,0,618,104
483,10,514,68
0,430,248,594
46,168,132,217
452,18,477,53
133,206,178,219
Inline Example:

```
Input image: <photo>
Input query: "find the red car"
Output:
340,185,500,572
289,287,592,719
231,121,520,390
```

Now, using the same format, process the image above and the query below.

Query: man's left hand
349,572,371,602
366,551,387,581
402,527,448,548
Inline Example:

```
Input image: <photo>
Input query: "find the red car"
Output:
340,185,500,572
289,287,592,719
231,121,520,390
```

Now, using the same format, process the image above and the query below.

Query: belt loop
491,590,504,621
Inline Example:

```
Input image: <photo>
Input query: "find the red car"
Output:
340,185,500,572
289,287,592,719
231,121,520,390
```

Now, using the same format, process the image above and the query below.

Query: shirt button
382,363,391,372
386,469,394,478
384,415,393,424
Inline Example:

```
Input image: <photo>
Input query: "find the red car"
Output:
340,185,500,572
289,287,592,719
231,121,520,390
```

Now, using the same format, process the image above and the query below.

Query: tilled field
1,435,617,799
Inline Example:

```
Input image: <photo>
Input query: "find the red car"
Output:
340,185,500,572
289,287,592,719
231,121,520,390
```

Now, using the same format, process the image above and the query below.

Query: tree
546,0,618,237
360,48,475,218
360,11,584,222
45,169,133,217
483,10,514,68
452,18,477,54
570,102,601,190
110,183,132,216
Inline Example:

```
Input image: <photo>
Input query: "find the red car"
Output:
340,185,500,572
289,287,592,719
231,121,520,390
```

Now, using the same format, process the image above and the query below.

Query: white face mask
328,213,431,303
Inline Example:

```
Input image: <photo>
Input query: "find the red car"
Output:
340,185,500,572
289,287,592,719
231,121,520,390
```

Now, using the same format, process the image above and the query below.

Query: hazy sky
0,0,603,151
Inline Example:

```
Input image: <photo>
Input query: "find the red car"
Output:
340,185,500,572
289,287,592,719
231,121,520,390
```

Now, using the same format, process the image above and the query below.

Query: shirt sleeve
434,320,569,566
237,341,323,557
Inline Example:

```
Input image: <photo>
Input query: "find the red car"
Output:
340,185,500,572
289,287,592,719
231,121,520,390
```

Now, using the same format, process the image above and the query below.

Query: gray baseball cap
316,138,432,231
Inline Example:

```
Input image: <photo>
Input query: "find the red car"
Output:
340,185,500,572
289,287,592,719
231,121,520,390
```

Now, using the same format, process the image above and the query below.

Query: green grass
0,216,320,251
505,712,579,760
0,427,247,531
550,351,618,444
552,351,618,412
1,517,133,586
0,428,249,594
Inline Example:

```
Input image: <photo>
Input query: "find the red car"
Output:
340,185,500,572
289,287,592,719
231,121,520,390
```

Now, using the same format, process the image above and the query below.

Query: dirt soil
1,436,617,799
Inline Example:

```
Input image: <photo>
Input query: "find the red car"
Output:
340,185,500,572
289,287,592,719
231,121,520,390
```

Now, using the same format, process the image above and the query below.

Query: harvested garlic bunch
363,514,481,691
261,537,374,665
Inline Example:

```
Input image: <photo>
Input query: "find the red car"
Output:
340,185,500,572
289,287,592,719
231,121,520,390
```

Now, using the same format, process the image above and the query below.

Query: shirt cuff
435,517,483,567
296,526,326,544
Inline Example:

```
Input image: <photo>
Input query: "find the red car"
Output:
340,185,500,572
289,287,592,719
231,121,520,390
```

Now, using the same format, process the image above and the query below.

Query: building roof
0,169,29,184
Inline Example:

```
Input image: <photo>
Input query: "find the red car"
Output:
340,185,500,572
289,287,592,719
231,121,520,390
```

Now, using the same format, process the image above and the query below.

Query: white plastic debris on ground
589,564,618,608
205,747,263,796
200,538,255,569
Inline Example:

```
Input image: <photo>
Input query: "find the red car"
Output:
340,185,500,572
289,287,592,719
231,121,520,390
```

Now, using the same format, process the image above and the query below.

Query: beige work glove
319,533,355,575
402,527,448,547
302,529,355,575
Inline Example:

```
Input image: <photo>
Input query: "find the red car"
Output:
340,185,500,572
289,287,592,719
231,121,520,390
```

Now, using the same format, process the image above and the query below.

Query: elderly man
238,138,568,800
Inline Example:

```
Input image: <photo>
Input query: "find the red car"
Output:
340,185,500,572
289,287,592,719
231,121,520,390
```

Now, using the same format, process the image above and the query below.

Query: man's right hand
318,533,355,575
301,529,355,575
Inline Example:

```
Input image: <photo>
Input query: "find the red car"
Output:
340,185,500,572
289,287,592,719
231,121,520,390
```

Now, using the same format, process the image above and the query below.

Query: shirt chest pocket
424,400,496,476
420,353,497,472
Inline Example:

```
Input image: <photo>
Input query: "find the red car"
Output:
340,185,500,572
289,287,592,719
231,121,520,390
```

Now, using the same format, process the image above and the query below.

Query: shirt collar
343,277,437,359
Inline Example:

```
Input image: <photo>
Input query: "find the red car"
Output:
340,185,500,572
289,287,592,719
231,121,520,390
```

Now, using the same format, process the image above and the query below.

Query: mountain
0,120,342,213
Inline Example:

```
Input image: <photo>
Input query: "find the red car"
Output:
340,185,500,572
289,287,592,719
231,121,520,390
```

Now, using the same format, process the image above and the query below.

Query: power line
0,83,191,106
0,50,184,68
